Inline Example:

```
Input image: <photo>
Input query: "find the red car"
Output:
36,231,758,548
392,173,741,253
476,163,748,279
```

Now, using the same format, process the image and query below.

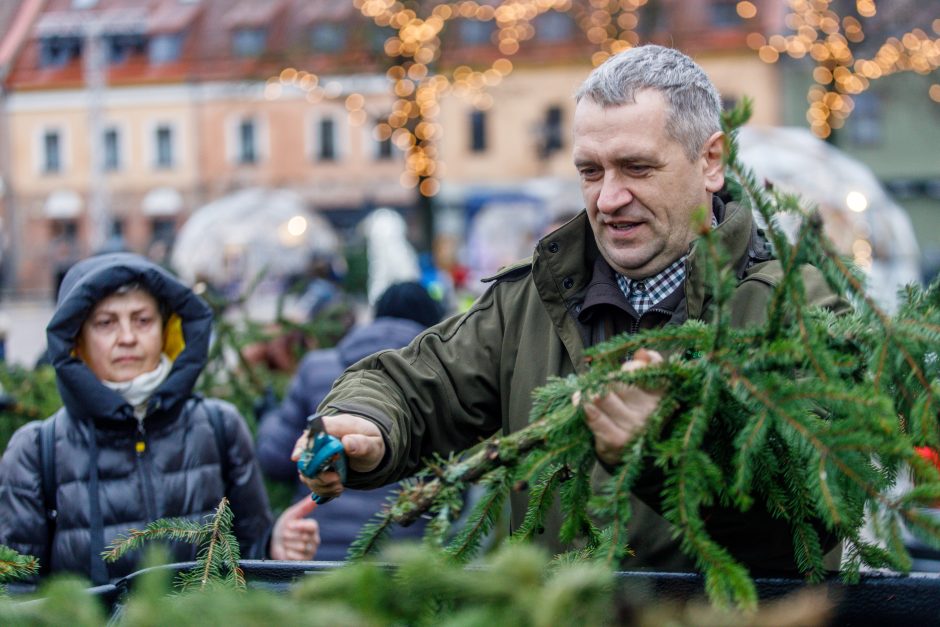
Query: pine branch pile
294,543,617,626
5,541,834,626
347,100,940,608
102,497,246,592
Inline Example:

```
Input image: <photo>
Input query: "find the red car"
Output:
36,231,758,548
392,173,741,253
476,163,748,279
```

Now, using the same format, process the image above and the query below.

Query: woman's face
76,289,164,382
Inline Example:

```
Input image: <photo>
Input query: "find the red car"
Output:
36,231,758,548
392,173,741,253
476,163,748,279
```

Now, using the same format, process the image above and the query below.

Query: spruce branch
346,505,395,560
0,545,39,590
101,521,206,563
103,497,245,592
444,468,511,563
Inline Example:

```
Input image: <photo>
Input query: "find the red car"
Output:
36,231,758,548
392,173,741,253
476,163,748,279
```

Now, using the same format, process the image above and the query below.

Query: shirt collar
614,209,719,313
616,257,687,313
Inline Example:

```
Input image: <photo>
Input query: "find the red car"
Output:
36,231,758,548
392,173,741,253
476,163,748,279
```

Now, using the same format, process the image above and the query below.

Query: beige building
2,0,790,296
1,0,406,295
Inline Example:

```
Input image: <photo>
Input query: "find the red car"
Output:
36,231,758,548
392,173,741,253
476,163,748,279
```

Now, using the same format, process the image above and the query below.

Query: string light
348,0,668,196
343,0,758,195
267,1,937,193
752,0,940,138
348,0,584,198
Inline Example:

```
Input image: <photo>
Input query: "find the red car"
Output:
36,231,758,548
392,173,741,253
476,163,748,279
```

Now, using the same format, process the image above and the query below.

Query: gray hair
574,45,722,161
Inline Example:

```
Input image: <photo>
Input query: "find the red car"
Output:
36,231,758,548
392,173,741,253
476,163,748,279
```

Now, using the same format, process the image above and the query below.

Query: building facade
2,0,823,296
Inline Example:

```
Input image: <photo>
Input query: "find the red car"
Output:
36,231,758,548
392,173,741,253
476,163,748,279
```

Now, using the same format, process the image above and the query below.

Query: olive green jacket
320,201,846,573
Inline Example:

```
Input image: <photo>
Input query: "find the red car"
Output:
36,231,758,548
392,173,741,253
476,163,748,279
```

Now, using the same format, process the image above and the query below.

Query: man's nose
596,174,633,214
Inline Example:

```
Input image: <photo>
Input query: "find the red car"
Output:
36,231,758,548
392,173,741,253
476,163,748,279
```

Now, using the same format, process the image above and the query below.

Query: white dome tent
170,187,339,318
736,126,921,313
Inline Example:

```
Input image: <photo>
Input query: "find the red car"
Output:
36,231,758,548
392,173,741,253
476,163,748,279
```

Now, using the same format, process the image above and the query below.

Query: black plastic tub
20,560,932,626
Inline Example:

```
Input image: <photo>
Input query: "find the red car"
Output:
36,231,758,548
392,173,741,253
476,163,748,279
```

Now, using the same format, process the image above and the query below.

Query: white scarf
102,354,173,420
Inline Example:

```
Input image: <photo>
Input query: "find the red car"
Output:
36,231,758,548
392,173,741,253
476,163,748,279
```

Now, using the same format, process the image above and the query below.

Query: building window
470,110,487,153
51,219,78,242
39,36,82,68
43,130,62,174
847,91,882,147
105,33,146,65
151,217,176,243
637,0,669,35
238,119,257,164
155,125,174,169
710,0,741,28
533,11,574,42
310,24,347,53
149,32,184,64
366,24,393,54
232,27,267,57
317,117,337,161
459,20,495,46
103,127,120,171
538,106,564,159
376,135,393,160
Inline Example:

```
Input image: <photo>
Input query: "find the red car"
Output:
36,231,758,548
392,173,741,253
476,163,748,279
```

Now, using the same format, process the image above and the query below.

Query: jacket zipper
630,307,674,334
135,417,158,522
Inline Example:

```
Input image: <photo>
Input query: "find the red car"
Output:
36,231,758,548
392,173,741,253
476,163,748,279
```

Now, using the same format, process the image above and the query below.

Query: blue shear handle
297,431,347,504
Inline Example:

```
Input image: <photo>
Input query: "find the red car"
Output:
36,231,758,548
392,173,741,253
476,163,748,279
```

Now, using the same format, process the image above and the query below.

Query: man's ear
701,131,725,193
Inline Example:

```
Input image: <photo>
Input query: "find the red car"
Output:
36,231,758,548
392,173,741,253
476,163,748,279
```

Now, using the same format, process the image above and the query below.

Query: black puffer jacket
0,253,273,583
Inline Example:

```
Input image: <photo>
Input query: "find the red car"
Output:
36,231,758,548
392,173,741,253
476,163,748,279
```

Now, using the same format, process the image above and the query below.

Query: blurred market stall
170,187,340,318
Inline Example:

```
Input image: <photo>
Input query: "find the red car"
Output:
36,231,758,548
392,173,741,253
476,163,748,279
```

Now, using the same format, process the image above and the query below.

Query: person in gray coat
0,253,320,584
256,281,444,560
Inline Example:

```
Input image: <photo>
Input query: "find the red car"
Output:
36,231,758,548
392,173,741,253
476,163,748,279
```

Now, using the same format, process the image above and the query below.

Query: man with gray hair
293,45,845,573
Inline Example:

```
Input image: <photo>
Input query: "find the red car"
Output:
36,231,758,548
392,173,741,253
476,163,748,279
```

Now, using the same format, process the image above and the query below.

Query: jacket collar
684,197,752,320
532,211,597,371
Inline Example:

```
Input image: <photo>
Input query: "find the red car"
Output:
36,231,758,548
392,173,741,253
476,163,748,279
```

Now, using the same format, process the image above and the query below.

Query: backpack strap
38,412,59,575
191,397,230,489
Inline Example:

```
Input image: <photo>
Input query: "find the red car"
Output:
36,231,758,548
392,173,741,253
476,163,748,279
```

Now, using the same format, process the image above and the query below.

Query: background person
257,281,444,560
294,45,847,574
0,253,319,584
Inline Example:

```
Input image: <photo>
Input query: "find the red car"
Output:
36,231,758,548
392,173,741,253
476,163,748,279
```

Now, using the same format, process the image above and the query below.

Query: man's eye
626,165,651,176
578,167,601,180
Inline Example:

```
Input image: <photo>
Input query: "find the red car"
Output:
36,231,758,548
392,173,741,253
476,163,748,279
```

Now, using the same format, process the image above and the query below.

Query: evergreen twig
103,497,246,592
0,544,39,591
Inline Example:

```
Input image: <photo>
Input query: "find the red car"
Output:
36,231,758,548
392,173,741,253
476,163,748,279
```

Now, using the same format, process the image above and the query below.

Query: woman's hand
269,497,320,561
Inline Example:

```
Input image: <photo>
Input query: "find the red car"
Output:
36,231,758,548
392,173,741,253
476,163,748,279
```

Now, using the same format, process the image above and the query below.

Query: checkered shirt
616,256,687,315
615,212,718,315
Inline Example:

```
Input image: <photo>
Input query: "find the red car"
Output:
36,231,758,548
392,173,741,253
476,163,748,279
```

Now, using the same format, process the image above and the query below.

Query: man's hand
291,413,386,501
269,497,320,560
573,348,664,466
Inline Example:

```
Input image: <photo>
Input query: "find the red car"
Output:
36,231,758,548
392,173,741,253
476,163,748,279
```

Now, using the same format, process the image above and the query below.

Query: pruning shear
297,413,347,504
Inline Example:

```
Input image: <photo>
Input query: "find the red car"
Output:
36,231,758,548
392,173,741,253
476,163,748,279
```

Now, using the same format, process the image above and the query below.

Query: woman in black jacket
0,253,319,584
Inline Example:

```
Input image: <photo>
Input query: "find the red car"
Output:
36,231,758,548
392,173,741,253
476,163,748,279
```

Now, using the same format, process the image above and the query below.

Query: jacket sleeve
0,421,50,571
212,400,275,559
318,284,510,489
255,352,329,482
